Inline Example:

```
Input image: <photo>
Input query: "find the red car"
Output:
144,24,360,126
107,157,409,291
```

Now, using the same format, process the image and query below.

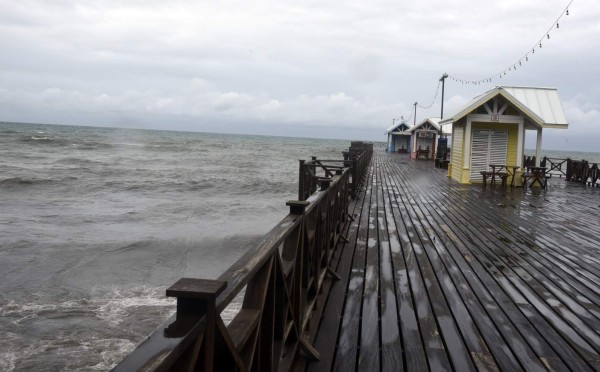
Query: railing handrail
114,148,362,371
298,142,373,200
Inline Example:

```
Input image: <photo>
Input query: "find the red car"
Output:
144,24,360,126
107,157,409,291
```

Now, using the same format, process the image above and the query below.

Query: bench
522,173,551,189
435,159,450,169
481,171,508,188
417,149,430,160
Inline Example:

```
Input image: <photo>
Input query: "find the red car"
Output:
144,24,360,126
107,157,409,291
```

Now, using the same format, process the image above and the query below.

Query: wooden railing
114,155,360,371
566,159,600,186
523,156,568,178
344,142,372,198
298,142,372,201
543,157,568,177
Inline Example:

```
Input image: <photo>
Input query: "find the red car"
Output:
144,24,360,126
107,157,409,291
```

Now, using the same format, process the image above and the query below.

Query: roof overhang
385,121,412,134
439,86,568,129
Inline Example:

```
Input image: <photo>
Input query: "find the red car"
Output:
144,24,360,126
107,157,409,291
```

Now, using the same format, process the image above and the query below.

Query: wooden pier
310,152,600,371
115,150,600,371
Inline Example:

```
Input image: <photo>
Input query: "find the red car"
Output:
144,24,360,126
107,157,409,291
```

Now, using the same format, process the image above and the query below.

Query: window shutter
470,130,508,180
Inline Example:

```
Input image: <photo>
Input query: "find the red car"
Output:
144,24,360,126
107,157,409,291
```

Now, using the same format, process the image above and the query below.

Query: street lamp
437,73,449,166
413,102,417,126
440,73,448,121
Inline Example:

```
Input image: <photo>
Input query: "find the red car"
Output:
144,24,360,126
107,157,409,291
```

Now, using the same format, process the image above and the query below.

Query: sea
1,121,599,371
0,121,366,371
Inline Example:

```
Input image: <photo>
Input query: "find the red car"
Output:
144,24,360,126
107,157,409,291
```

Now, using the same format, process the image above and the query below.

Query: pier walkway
309,151,600,371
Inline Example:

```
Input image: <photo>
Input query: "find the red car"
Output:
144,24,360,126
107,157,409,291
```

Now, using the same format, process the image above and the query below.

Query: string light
445,0,573,85
417,80,442,109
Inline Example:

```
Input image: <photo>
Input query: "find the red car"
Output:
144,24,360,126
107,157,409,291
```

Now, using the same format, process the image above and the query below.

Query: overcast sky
1,0,599,150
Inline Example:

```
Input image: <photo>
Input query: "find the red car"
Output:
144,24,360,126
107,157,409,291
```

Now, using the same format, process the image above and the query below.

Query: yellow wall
451,121,520,184
450,124,464,182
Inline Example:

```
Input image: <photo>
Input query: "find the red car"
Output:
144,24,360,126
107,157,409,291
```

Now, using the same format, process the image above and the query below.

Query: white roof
406,117,451,135
385,121,412,134
439,86,568,129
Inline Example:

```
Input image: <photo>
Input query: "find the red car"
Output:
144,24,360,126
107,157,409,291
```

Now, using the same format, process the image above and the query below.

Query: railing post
166,278,227,372
299,159,306,201
319,177,332,191
287,200,310,215
351,158,358,199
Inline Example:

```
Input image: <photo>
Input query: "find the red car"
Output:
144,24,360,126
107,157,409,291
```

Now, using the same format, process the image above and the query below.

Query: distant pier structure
114,147,600,371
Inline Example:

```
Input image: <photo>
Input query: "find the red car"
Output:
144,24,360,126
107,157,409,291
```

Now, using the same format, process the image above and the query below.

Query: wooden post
287,200,310,215
319,178,332,191
351,158,358,199
299,160,306,201
166,278,227,372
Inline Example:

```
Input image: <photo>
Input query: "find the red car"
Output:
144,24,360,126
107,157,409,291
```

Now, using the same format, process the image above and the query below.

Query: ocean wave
54,157,102,166
0,177,55,188
0,286,174,371
18,135,115,151
74,141,115,150
0,176,79,189
99,177,293,195
19,135,69,146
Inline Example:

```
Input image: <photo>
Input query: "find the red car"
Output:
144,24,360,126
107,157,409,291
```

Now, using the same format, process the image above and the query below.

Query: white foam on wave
0,331,138,372
92,286,174,326
0,285,176,371
0,350,17,372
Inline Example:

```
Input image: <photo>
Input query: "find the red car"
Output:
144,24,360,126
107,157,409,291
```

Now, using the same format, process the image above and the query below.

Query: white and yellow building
439,86,568,185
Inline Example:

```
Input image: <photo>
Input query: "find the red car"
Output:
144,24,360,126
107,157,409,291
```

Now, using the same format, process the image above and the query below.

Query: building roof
385,120,412,134
439,86,568,129
406,117,452,135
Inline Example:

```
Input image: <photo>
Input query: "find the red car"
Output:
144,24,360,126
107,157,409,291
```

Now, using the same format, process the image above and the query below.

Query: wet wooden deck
307,151,600,372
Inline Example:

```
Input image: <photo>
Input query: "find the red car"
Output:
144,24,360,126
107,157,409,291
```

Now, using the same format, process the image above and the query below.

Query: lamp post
437,73,449,165
413,102,417,126
440,73,448,122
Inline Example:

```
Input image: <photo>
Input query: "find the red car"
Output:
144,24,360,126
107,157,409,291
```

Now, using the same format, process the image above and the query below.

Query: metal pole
413,102,417,126
439,73,448,139
440,73,448,121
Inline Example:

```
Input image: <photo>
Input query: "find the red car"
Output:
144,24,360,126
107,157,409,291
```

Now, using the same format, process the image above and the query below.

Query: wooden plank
358,161,381,371
383,159,554,371
333,162,375,371
306,165,372,372
381,158,454,371
374,157,403,371
383,154,598,370
439,184,600,362
380,158,429,371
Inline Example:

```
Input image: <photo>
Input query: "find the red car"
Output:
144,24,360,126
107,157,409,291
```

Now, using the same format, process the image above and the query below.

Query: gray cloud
1,0,599,147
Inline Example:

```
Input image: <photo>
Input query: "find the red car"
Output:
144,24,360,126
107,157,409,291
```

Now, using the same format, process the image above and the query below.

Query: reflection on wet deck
308,152,600,372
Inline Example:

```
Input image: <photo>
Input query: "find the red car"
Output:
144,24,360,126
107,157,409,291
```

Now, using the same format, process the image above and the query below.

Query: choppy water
525,149,600,164
0,122,353,371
